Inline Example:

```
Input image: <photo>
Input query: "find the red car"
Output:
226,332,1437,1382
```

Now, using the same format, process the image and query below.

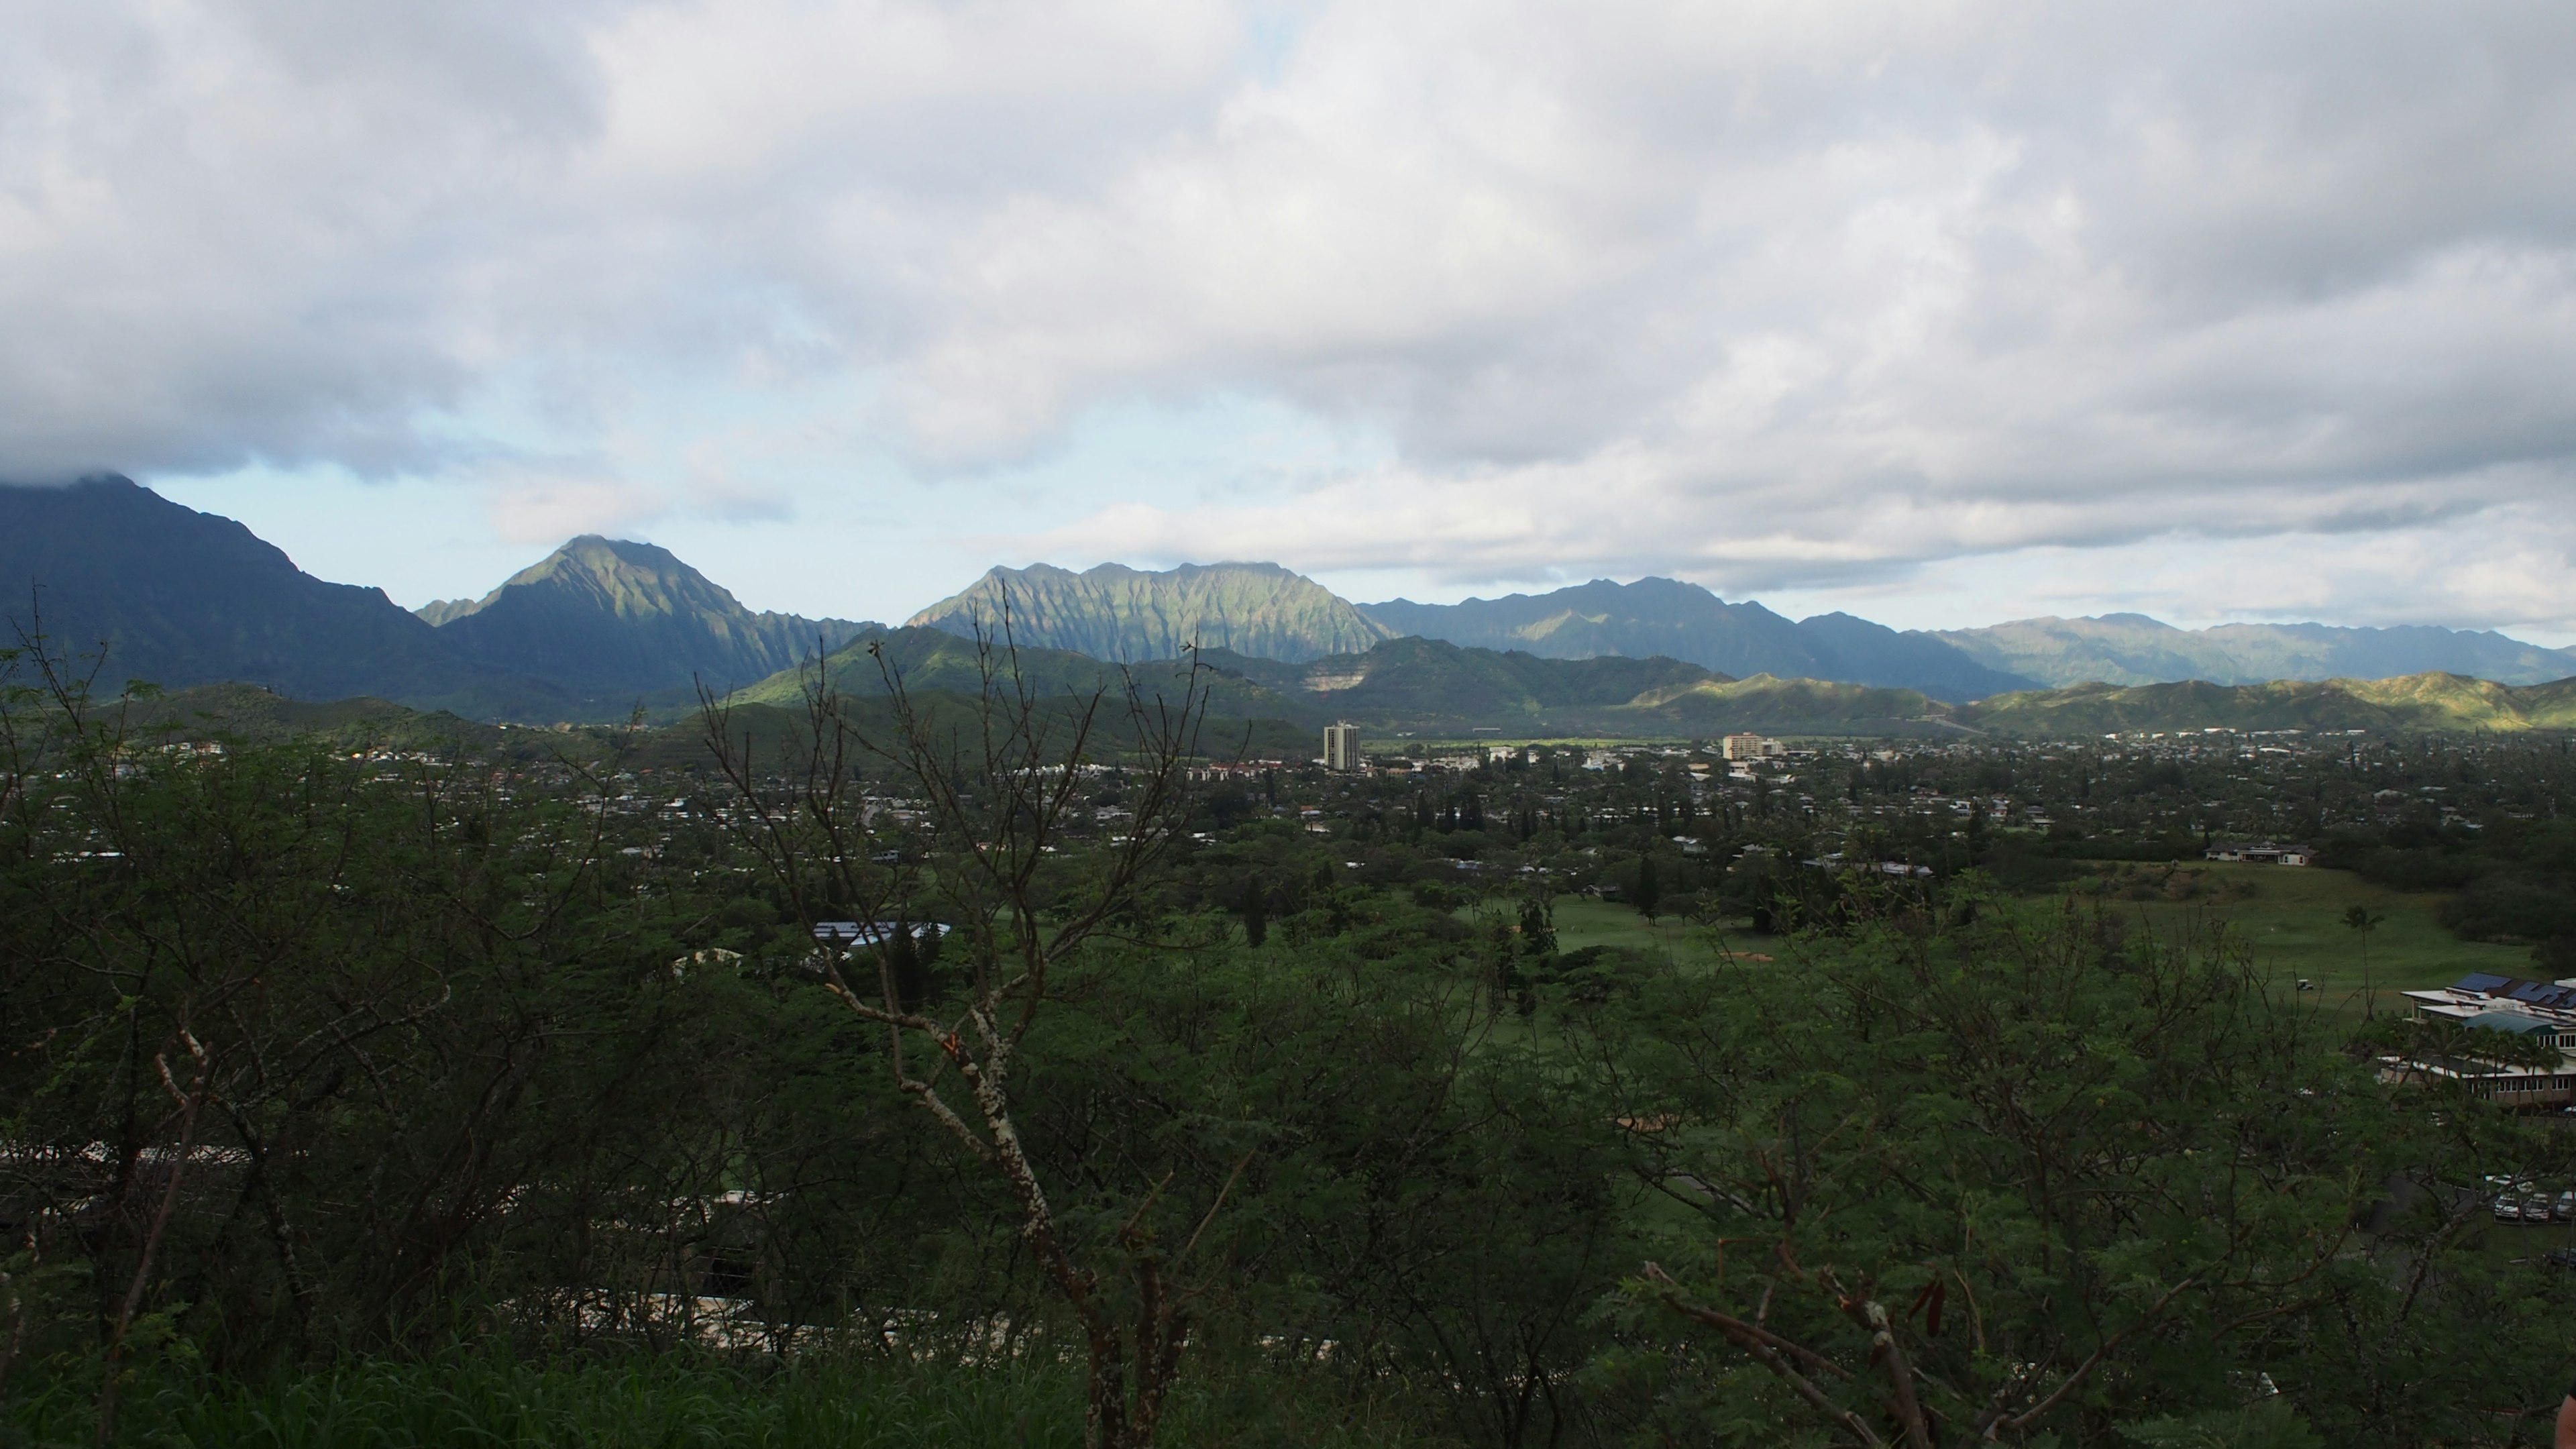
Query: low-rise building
2390,973,2576,1106
2204,841,2312,865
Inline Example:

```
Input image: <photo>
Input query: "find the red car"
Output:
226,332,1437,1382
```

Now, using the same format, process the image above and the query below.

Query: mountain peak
431,536,876,693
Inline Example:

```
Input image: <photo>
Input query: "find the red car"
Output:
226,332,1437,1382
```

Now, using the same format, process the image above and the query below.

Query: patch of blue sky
145,379,1406,627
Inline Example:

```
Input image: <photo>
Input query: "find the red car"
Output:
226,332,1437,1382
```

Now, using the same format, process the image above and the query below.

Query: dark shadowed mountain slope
727,625,1307,727
1359,578,2028,700
429,536,877,695
1199,637,1719,725
0,476,570,717
1939,614,2576,688
910,561,1393,663
1790,611,2038,700
1361,578,1819,674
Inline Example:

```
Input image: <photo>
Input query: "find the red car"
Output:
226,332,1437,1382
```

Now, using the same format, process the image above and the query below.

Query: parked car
2527,1193,2557,1222
2496,1197,2525,1222
2548,1246,2576,1269
2557,1189,2575,1222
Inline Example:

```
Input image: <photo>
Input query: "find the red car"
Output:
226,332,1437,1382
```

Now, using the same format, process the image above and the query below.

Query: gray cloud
3,0,2574,626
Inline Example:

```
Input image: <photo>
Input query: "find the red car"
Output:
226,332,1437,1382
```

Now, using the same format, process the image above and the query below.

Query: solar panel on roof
2459,973,2513,991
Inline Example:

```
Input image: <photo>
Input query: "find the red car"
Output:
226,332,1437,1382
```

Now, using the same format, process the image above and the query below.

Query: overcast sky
7,0,2576,637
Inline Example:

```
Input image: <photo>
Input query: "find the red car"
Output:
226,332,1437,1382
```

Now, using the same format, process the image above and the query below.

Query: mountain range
1359,576,2031,700
0,478,867,718
915,563,2576,696
7,476,2576,739
1933,612,2576,688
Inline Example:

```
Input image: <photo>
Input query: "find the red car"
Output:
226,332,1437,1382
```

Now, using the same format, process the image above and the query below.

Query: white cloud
4,0,2575,631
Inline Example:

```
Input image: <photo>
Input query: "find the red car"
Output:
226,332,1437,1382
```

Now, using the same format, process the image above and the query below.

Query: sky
7,0,2576,639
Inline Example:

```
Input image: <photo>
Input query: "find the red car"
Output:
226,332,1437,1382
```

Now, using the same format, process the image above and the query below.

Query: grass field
1514,863,2533,1015
2084,861,2534,1013
1542,895,1785,968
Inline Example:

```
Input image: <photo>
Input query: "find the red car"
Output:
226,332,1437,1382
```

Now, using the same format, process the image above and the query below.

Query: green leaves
1585,895,2523,1443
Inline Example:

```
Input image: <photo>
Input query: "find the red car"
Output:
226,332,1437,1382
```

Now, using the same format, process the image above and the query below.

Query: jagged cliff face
430,536,876,694
908,561,1393,663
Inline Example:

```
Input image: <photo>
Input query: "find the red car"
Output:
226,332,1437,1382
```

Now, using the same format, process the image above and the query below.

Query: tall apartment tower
1324,722,1363,773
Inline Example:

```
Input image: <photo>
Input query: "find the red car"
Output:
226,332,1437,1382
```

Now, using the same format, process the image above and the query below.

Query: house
2204,841,2311,865
812,921,953,949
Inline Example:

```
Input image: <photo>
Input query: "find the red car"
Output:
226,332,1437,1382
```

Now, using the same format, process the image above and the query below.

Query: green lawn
2086,861,2534,1012
1487,865,2529,1014
1544,895,1783,967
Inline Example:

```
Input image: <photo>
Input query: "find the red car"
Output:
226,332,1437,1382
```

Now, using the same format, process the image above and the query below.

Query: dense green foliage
8,650,2576,1446
1586,886,2576,1444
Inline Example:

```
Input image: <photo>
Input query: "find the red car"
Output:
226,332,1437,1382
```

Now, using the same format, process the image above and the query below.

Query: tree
1517,894,1556,956
1635,853,1662,923
699,616,1220,1449
1584,883,2520,1446
2343,904,2386,1016
1241,879,1267,949
0,631,771,1422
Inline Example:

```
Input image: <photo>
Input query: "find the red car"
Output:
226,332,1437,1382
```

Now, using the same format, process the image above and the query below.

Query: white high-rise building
1324,722,1364,772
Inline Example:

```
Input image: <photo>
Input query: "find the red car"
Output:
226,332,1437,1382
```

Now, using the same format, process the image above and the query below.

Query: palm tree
2344,905,2387,1017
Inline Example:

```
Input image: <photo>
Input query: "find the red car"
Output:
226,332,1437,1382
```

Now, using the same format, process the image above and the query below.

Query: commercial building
2388,972,2576,1106
1720,733,1784,762
1324,722,1364,773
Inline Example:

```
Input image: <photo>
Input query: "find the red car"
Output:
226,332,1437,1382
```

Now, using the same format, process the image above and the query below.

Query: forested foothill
10,637,2576,1449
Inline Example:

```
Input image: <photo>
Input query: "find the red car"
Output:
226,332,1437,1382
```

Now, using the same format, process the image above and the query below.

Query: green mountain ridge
125,658,2576,755
909,561,1393,663
1959,672,2576,735
1939,612,2576,688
